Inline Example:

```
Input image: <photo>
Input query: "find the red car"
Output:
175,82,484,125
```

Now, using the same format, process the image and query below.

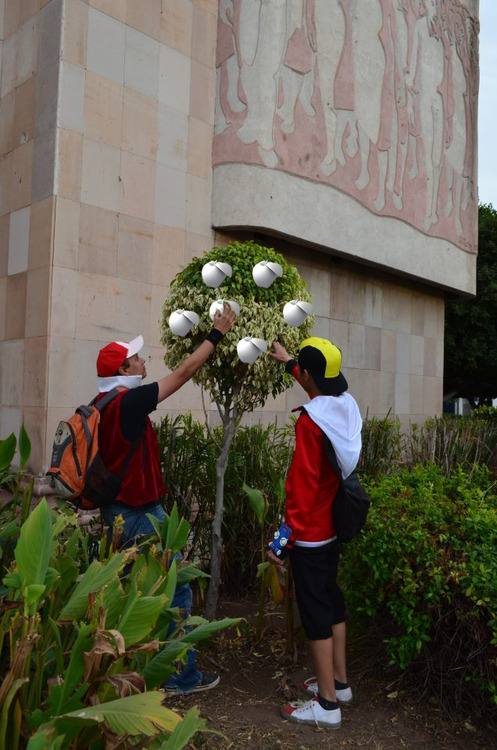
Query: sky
478,1,497,206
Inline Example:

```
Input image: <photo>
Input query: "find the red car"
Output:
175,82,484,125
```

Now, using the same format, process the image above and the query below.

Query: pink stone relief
213,0,479,253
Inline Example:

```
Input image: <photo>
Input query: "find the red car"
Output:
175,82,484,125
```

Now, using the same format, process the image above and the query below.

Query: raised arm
268,341,294,364
157,305,235,403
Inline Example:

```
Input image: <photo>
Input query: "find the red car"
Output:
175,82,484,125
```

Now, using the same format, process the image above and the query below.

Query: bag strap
299,405,344,483
89,388,122,411
90,388,141,481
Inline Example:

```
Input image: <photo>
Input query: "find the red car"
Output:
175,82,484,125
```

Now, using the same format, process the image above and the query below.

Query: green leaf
59,553,126,620
242,483,267,526
55,555,79,598
164,504,179,550
101,577,125,629
49,623,95,716
23,583,46,607
164,559,177,607
18,423,31,468
180,617,240,644
119,595,167,648
0,677,29,749
143,642,191,689
172,519,190,552
56,692,182,737
0,520,19,539
176,563,209,587
145,512,163,538
3,571,22,590
27,730,66,750
159,707,209,750
15,498,52,589
0,433,16,472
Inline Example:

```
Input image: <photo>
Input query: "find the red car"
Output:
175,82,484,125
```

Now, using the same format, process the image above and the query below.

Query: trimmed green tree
161,241,313,617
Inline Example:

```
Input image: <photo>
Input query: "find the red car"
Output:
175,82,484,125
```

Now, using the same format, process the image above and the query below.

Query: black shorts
290,541,346,640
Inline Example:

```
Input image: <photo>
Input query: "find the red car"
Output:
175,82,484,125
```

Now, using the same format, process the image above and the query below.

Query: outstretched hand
268,341,293,363
213,303,236,335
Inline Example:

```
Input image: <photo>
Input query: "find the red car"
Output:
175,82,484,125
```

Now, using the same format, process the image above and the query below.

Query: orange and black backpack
46,389,137,510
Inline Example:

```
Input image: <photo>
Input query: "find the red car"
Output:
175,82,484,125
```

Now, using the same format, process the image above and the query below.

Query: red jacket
285,411,340,543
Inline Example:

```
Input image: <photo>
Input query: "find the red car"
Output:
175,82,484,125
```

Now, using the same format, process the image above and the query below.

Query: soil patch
166,598,497,750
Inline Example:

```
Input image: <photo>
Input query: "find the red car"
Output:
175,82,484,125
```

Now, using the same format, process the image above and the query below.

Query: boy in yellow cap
268,338,362,730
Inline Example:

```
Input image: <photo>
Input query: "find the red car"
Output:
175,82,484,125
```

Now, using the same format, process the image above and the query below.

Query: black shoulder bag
322,434,370,542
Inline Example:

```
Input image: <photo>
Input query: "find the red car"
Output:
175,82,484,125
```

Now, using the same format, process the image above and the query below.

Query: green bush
339,463,497,712
471,405,497,421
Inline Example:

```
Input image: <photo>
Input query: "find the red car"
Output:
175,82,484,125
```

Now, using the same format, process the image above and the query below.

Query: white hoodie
303,392,362,478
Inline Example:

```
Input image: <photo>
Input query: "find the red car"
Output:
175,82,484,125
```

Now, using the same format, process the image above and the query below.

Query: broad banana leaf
118,595,167,647
242,483,267,525
59,553,126,620
51,691,182,737
15,498,52,589
179,617,240,644
27,730,65,750
159,707,210,749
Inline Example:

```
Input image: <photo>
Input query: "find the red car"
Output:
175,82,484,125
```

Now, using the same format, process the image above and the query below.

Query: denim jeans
101,499,203,690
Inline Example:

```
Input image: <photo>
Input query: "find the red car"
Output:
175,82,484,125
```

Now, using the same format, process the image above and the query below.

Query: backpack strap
90,387,142,482
298,405,344,481
89,388,122,411
321,433,343,482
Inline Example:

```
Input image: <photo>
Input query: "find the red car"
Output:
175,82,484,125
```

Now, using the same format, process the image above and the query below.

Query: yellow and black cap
298,337,348,395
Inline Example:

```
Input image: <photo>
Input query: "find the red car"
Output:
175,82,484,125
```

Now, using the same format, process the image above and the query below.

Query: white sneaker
280,698,341,729
302,676,353,703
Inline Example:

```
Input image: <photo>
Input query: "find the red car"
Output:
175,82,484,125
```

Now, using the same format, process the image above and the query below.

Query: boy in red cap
95,305,235,695
268,338,362,730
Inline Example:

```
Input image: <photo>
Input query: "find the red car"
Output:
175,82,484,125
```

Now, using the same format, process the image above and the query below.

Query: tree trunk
204,409,238,619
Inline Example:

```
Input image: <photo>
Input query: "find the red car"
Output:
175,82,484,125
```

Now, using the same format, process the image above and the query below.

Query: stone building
0,0,479,473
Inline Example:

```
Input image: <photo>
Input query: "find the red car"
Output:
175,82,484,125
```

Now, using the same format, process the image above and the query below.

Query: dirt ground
165,598,497,750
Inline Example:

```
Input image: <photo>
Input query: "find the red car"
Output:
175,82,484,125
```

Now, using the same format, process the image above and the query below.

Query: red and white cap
96,335,144,377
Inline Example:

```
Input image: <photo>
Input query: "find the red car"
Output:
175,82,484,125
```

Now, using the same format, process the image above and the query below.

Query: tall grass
359,412,403,477
155,416,294,593
405,416,497,474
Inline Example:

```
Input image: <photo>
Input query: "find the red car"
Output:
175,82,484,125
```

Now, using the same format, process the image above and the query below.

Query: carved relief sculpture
213,0,479,253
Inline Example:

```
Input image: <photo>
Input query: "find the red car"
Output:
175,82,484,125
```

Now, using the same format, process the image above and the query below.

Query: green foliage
0,425,31,494
359,413,403,477
155,415,292,592
160,241,314,413
404,415,497,473
0,446,239,748
0,433,17,473
242,483,267,526
444,203,497,406
339,464,497,709
472,405,497,420
359,412,497,477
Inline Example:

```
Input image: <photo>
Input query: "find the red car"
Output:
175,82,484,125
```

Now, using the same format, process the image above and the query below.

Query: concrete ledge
212,164,477,296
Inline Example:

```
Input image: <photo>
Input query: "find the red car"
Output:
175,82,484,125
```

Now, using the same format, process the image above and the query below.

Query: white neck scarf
98,375,143,393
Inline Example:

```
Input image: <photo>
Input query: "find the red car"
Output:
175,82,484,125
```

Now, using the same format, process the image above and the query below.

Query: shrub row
340,463,497,714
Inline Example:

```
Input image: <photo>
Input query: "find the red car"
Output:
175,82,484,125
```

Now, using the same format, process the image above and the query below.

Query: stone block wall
0,0,475,473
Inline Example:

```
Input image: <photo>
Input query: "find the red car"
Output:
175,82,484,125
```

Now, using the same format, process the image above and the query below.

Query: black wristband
206,328,224,346
285,358,298,374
